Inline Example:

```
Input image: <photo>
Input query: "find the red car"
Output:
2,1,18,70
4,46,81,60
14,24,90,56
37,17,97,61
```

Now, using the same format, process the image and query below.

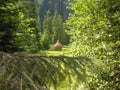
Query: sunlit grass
44,50,64,56
29,45,72,56
44,45,72,56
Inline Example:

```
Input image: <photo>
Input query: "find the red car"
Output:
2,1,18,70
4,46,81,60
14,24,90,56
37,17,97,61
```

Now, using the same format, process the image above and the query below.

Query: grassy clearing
42,46,71,56
29,45,72,56
41,46,72,56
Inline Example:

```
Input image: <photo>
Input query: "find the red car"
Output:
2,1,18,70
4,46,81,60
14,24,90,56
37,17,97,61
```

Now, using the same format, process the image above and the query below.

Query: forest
0,0,120,90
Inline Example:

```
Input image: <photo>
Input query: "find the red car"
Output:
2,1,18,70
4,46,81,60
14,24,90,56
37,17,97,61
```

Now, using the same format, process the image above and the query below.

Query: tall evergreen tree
52,10,66,44
0,0,24,52
41,10,52,49
17,0,41,52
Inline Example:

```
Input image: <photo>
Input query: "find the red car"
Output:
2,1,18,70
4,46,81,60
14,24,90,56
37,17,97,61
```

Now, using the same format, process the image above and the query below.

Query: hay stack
53,40,62,51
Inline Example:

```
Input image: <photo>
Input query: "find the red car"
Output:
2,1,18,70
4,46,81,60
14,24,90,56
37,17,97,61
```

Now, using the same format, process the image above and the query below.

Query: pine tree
0,0,23,52
17,0,41,52
41,10,52,49
52,10,66,44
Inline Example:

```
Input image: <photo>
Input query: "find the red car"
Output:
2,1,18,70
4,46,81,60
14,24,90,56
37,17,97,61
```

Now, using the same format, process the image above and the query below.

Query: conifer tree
41,10,52,49
17,0,41,52
52,10,66,44
0,0,23,52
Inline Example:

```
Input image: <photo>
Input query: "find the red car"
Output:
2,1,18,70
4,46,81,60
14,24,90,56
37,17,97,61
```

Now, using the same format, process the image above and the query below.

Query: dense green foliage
0,0,24,52
16,0,42,52
0,0,42,52
66,0,120,89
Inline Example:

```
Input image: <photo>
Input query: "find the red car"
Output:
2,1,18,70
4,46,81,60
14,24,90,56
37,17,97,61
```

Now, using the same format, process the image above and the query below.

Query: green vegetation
40,46,72,56
0,0,120,90
65,0,120,89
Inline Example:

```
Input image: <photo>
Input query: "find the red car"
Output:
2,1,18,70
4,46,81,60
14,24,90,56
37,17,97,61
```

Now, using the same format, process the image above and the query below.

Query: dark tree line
39,0,69,22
